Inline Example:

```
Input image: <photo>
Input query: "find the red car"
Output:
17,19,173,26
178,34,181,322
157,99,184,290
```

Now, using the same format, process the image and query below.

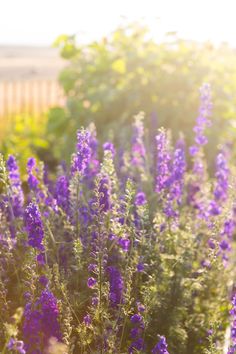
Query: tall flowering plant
0,84,235,354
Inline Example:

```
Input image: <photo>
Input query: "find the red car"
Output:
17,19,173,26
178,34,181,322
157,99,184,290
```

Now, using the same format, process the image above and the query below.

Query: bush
51,23,236,163
0,84,235,353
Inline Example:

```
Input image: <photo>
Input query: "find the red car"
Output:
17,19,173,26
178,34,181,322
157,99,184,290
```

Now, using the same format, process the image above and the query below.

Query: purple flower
190,83,212,153
84,124,100,185
129,338,145,353
88,263,97,273
187,84,212,217
214,151,229,202
55,175,70,213
131,113,146,168
7,155,24,218
137,263,145,272
71,129,92,174
135,191,147,206
25,202,44,251
107,266,123,307
119,238,130,252
91,297,99,306
130,327,142,338
103,142,115,157
39,275,48,287
136,302,145,312
7,338,26,354
155,129,172,193
131,314,143,323
23,290,61,352
27,157,39,190
152,336,169,354
83,314,92,326
37,252,46,265
87,277,97,288
219,239,230,251
228,294,236,352
209,149,230,216
208,238,216,249
169,140,186,204
98,175,111,212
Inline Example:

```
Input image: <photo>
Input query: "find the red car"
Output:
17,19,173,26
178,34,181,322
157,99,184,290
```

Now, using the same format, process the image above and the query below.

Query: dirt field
0,46,66,81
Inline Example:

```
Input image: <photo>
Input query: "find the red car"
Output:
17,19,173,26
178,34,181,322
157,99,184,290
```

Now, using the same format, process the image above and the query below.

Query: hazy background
1,0,236,170
1,0,236,46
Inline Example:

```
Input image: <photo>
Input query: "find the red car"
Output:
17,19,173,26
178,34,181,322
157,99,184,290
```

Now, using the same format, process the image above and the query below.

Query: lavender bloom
137,262,145,272
37,252,46,265
71,129,92,175
163,139,186,218
85,124,100,185
228,345,236,354
190,83,212,155
83,314,92,326
87,277,97,288
119,238,130,252
107,266,123,307
152,336,169,354
7,338,26,354
131,113,146,167
214,151,229,202
39,275,49,287
136,302,145,312
155,129,172,193
187,85,212,218
209,149,229,216
129,338,145,353
228,294,236,353
23,290,61,352
135,191,147,206
25,202,44,251
170,139,186,204
131,314,143,323
27,157,39,190
129,312,145,353
55,175,70,213
103,142,115,158
98,175,111,212
7,155,24,217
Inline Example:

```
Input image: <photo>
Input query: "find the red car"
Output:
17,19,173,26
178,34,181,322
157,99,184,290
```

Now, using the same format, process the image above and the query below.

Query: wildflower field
1,82,236,354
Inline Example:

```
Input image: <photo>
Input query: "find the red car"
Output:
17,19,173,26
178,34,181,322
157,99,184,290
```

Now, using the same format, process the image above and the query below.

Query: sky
0,0,236,46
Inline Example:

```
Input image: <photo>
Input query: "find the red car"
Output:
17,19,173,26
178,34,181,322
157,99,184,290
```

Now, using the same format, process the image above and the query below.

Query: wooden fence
0,80,65,118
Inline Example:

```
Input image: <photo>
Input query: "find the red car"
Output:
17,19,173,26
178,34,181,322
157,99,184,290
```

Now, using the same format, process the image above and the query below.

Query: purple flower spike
131,314,143,323
119,238,130,252
71,129,92,174
55,175,70,213
152,336,169,354
23,290,61,352
190,83,212,154
135,191,147,206
131,113,146,168
103,142,115,157
107,266,123,307
7,155,24,218
7,338,26,354
83,314,92,326
25,202,44,251
87,277,97,288
155,129,172,193
27,157,39,190
98,175,111,212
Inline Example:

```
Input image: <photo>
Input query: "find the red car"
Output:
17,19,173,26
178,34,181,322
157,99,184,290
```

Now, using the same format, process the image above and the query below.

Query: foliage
1,114,54,176
0,86,236,353
51,23,236,164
